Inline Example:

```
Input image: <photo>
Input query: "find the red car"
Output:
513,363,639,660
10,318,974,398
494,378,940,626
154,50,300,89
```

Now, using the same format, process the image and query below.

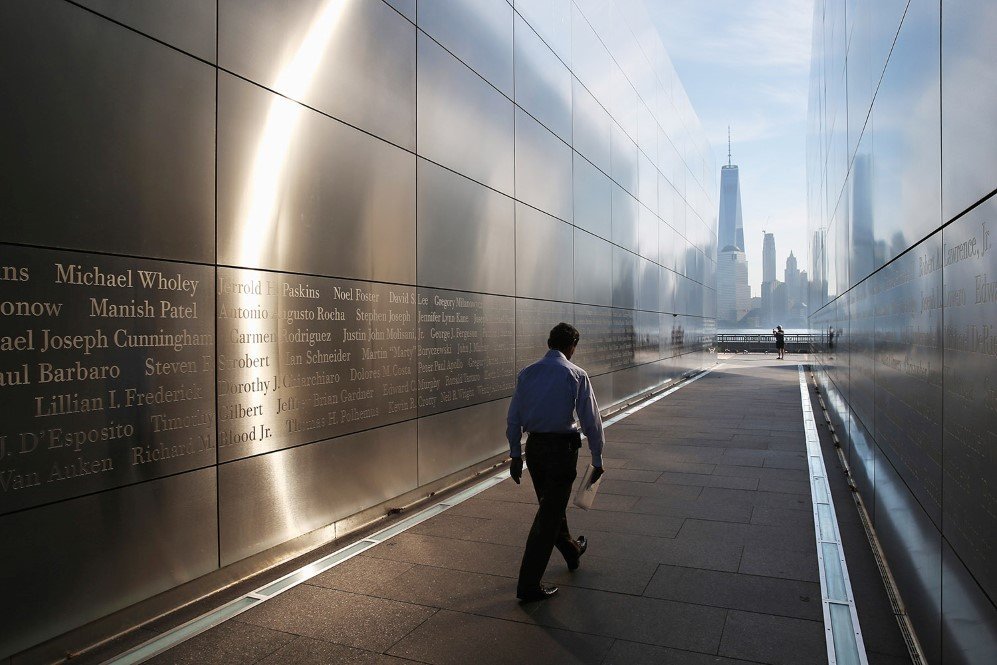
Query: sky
647,0,814,295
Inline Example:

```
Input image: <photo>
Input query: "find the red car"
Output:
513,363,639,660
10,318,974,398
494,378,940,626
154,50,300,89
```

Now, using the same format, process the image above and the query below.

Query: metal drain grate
808,369,926,665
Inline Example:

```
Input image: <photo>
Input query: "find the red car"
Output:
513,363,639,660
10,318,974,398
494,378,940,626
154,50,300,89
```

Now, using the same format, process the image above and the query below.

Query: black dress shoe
517,583,558,602
567,536,588,571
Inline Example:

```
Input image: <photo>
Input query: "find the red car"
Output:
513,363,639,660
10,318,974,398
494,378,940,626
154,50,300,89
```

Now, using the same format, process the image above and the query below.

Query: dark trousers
517,433,581,593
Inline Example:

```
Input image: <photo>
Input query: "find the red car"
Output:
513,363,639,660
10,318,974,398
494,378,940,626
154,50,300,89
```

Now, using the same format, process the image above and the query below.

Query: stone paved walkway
139,356,910,665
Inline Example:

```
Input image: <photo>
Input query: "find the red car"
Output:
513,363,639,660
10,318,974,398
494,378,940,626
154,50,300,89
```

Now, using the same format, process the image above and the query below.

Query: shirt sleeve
575,372,605,467
506,380,524,457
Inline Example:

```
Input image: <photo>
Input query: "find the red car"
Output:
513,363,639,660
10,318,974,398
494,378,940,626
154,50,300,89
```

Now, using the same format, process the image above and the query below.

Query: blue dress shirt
506,349,605,467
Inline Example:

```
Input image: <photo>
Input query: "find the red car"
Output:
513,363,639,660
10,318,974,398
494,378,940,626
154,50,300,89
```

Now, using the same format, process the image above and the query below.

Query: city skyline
648,0,812,291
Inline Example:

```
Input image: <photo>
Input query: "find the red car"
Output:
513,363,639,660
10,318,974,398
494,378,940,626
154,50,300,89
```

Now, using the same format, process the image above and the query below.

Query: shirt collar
545,349,567,361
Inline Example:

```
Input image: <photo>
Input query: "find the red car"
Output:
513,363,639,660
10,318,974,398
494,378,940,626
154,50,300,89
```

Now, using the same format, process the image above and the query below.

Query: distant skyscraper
761,232,777,324
762,232,776,284
717,130,744,253
785,251,801,304
717,130,748,325
717,246,750,322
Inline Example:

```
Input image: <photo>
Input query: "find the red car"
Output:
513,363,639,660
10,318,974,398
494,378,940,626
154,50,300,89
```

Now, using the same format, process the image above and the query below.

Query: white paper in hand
573,464,604,510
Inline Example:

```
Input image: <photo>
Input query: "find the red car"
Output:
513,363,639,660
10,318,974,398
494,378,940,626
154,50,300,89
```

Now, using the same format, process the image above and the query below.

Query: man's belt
527,431,582,451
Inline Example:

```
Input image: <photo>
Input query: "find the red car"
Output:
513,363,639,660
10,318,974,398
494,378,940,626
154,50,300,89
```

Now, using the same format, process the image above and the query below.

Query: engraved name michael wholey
0,247,216,514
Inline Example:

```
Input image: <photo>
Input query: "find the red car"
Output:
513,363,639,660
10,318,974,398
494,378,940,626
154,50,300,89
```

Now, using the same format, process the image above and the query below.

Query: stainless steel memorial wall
807,1,997,662
0,0,718,659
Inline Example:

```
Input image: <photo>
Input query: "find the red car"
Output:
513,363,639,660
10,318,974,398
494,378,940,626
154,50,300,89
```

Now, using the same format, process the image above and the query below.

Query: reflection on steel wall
807,1,997,662
0,0,718,657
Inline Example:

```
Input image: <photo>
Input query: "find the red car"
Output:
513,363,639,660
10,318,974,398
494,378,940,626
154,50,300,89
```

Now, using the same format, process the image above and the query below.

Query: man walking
507,322,605,601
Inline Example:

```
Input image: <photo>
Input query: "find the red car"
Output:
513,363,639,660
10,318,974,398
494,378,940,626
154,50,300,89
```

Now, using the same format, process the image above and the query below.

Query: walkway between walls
102,356,912,665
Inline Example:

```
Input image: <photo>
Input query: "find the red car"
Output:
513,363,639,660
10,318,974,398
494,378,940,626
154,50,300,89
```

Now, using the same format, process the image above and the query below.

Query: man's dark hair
547,322,580,352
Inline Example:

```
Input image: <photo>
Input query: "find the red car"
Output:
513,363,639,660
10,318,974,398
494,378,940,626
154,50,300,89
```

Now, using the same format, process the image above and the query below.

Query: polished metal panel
638,152,659,215
217,73,415,281
515,203,574,302
588,372,614,408
848,408,876,504
659,267,676,314
673,232,688,278
0,0,214,263
419,0,513,98
570,3,614,115
611,365,643,405
417,32,515,195
848,277,876,434
0,245,215,514
218,421,417,565
874,445,942,663
659,220,677,273
514,13,572,143
869,0,940,265
417,159,515,295
611,307,638,369
0,468,218,658
417,398,510,484
637,100,658,164
612,246,637,310
573,152,613,240
572,76,612,173
844,0,873,160
572,305,616,375
75,0,216,61
514,0,571,65
873,233,943,526
219,0,416,149
667,314,687,357
612,183,639,253
609,64,640,143
634,310,660,364
611,121,639,196
416,288,516,417
515,108,573,221
849,130,877,281
942,202,997,601
216,267,417,462
637,258,659,313
671,181,688,238
573,229,613,307
385,0,415,22
942,0,997,220
515,299,573,371
637,202,659,262
942,541,997,665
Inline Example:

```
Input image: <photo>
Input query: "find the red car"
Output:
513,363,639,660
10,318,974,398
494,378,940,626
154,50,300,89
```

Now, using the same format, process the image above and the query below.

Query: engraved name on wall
0,246,215,513
942,211,996,599
216,268,417,461
874,234,943,523
416,288,515,416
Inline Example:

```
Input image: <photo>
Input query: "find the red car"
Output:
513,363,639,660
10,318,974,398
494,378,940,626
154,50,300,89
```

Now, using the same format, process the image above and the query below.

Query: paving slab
235,585,437,652
526,585,728,653
386,610,612,665
602,639,757,665
718,610,826,665
643,564,822,621
144,620,294,665
257,636,420,664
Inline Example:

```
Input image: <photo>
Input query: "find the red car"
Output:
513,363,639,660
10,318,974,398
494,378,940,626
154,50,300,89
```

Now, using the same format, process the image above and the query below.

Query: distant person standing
506,322,605,602
773,325,786,359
